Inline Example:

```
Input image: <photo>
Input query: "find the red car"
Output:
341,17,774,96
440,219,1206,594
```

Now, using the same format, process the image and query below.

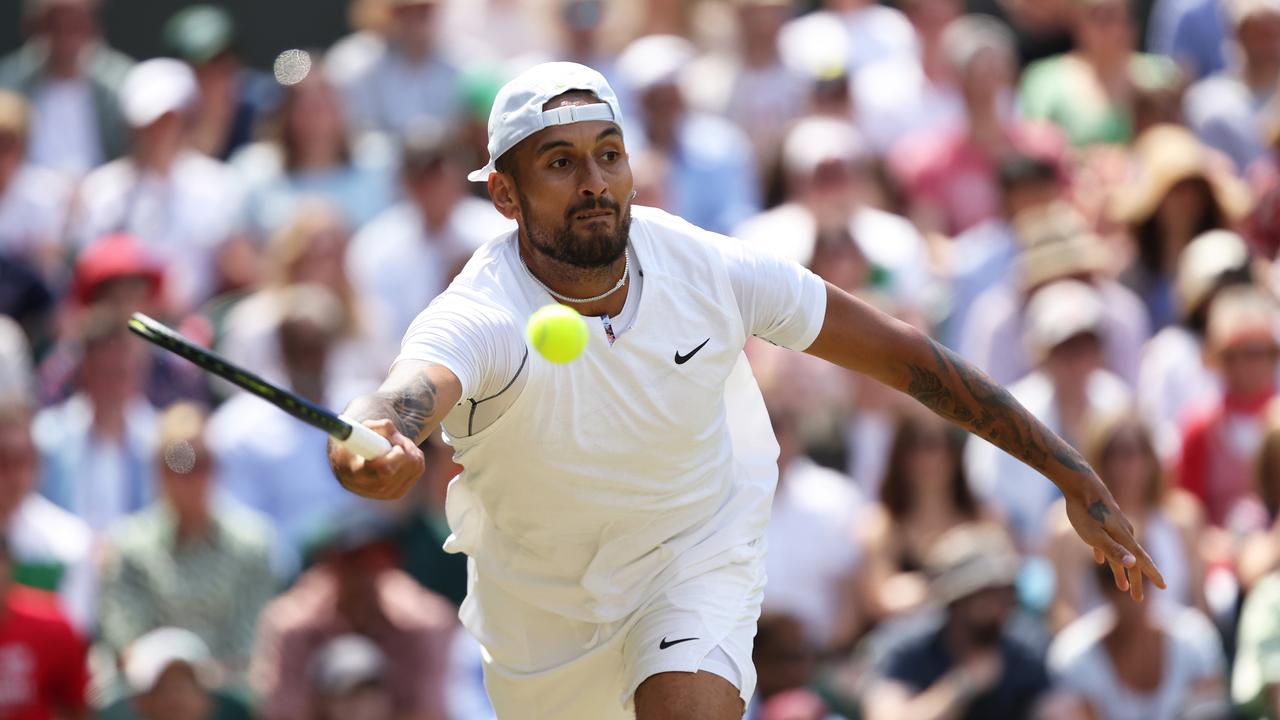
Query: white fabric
347,199,514,337
0,316,32,405
780,8,918,78
6,493,95,632
764,457,865,643
0,164,73,259
1049,604,1225,720
27,78,102,177
1137,325,1220,462
79,438,127,533
119,59,197,128
854,55,965,154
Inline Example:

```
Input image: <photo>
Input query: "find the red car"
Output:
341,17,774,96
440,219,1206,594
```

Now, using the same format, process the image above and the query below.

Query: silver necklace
520,249,630,304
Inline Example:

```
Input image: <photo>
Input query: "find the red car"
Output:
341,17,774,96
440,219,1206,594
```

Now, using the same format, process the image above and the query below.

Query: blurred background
1,0,1279,718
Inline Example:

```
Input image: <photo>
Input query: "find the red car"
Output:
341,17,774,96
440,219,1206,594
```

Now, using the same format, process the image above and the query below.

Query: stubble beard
518,187,632,273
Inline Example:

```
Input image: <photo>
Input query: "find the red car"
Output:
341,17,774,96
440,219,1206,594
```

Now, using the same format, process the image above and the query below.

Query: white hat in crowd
124,627,214,694
119,58,199,129
1023,279,1106,361
781,116,867,178
616,34,697,93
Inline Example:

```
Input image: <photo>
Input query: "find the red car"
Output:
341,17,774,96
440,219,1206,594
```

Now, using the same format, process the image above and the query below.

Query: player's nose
577,157,608,198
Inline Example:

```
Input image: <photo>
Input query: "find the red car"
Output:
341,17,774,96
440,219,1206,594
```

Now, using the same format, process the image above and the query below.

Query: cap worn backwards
467,61,623,183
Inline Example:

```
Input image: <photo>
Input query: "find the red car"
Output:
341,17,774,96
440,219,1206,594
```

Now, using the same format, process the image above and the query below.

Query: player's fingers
1093,548,1106,565
1127,566,1144,603
363,418,399,440
1105,519,1168,591
1107,555,1129,592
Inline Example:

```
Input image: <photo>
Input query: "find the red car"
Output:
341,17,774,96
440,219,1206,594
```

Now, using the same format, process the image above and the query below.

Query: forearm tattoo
345,374,439,444
904,339,1093,477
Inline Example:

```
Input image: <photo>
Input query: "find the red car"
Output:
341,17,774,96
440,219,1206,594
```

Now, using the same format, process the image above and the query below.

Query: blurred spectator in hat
455,64,509,200
940,154,1061,349
0,90,73,285
308,634,395,720
97,626,252,720
736,117,927,314
1177,285,1279,529
1049,562,1228,720
889,16,1067,237
1148,0,1230,80
746,613,826,720
780,0,916,78
1138,230,1253,461
1044,411,1208,631
852,0,965,156
33,308,156,535
776,9,855,118
1112,125,1253,329
1233,568,1280,718
220,203,398,392
163,4,279,161
209,283,380,572
862,523,1058,720
231,67,396,238
0,531,89,720
0,0,132,177
1184,0,1280,173
859,410,994,620
98,402,275,682
348,121,513,336
966,279,1132,547
687,0,808,191
249,512,455,720
1237,402,1280,592
616,34,760,235
1019,0,1181,147
331,0,459,137
69,58,248,314
0,317,32,406
959,201,1150,387
0,400,94,632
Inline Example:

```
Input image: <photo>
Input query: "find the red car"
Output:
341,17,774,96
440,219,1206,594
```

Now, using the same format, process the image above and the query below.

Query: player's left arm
804,283,1165,600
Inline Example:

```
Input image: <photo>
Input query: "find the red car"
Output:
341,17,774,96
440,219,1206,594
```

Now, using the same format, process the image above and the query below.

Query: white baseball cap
124,627,214,694
120,58,198,128
467,61,623,183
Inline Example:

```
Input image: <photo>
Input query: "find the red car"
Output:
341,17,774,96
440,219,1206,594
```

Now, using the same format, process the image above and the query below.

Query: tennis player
328,62,1164,719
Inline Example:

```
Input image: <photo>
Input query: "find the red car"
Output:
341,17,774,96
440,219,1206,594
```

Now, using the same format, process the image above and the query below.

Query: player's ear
488,173,521,221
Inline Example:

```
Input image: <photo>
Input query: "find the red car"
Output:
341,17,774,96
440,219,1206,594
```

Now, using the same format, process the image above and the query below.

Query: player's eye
549,158,571,169
601,150,620,163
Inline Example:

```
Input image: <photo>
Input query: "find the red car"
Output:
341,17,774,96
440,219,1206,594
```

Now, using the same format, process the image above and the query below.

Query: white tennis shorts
466,552,766,719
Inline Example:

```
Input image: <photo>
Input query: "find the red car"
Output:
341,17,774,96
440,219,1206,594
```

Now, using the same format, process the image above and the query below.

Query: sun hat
1109,124,1253,226
925,524,1021,605
119,58,199,128
124,627,214,694
1013,201,1112,292
1023,279,1107,361
1175,230,1251,319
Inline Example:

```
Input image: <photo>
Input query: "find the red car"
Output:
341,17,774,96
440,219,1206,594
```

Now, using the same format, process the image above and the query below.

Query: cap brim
467,163,494,183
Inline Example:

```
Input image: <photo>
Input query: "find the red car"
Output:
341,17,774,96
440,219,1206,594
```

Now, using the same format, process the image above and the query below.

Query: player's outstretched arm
805,283,1165,601
328,360,462,501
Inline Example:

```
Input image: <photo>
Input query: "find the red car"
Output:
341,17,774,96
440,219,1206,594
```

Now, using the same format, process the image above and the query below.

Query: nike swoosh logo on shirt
674,339,710,365
659,636,699,650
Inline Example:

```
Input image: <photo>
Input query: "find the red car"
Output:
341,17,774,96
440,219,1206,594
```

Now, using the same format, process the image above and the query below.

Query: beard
519,189,632,269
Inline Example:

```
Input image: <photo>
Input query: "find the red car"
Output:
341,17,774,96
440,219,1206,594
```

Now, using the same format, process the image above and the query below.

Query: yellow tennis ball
527,304,589,364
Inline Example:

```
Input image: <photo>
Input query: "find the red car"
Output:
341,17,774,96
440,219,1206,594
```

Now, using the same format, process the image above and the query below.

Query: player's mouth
575,210,614,221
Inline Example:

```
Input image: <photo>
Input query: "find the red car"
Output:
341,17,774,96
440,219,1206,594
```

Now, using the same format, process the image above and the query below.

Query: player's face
506,117,634,269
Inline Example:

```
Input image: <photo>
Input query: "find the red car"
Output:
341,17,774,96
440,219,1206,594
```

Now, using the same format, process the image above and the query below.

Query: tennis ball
527,304,589,364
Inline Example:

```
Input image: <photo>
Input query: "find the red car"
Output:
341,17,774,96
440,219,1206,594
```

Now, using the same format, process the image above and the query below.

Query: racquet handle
338,416,394,460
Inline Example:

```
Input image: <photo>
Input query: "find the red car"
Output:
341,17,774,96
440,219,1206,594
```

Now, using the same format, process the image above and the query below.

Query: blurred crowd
2,0,1280,718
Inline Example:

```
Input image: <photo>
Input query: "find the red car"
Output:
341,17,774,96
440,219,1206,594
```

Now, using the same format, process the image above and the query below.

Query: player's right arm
327,360,462,500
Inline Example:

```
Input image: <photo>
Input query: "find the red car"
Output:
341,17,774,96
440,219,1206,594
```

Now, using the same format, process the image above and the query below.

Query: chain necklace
520,249,630,304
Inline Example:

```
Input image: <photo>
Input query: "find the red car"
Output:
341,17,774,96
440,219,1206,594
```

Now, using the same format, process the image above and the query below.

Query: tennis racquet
126,312,391,460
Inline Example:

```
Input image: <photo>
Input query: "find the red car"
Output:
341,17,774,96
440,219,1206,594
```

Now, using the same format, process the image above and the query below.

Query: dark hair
1083,411,1164,507
879,412,978,521
997,154,1058,197
1134,178,1226,274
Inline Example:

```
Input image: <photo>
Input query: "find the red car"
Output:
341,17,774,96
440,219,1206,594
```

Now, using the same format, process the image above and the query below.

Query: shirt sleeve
49,617,89,713
719,239,828,352
394,291,525,402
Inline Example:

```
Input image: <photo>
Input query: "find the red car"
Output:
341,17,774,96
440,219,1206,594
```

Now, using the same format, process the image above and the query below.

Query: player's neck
519,244,630,318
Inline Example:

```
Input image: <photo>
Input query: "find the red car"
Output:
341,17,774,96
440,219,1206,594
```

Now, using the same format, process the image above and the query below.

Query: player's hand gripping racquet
126,312,391,460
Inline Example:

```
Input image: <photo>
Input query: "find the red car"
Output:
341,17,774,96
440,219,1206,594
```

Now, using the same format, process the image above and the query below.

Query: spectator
966,279,1132,547
0,534,89,720
736,117,928,314
889,15,1067,237
615,34,760,235
862,524,1056,720
1248,113,1280,253
1111,124,1254,329
747,613,824,720
860,410,992,620
0,316,32,405
0,0,132,176
1177,285,1279,529
556,0,625,92
209,284,379,569
1184,0,1280,173
98,626,253,720
347,121,513,336
1137,230,1253,461
162,4,279,161
1019,0,1180,147
1154,0,1232,80
1044,412,1208,632
231,68,396,237
1048,563,1228,720
941,154,1060,349
1238,402,1280,592
97,402,275,680
762,398,866,654
69,58,247,314
959,201,1150,387
333,0,459,137
1232,568,1280,718
0,400,93,631
780,0,917,77
308,634,396,720
249,516,455,720
33,309,155,534
0,90,73,285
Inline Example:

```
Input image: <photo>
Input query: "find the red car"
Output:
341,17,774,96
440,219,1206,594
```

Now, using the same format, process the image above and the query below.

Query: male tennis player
328,62,1163,719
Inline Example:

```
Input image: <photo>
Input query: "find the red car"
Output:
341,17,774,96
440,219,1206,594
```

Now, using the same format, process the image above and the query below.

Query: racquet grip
338,416,393,460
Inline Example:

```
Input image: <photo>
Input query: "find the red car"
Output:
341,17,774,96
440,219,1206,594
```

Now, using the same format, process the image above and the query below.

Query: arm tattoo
1087,501,1109,523
343,374,439,444
904,339,1092,478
